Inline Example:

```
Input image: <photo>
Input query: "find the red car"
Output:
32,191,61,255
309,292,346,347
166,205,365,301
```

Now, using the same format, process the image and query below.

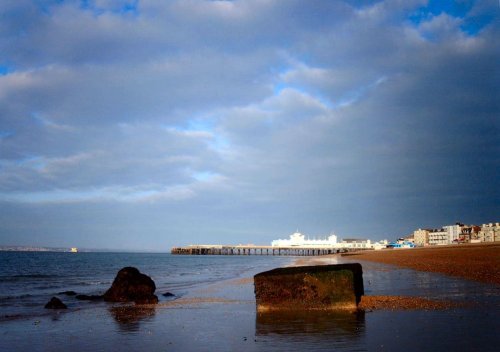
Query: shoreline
338,243,500,285
1,253,498,351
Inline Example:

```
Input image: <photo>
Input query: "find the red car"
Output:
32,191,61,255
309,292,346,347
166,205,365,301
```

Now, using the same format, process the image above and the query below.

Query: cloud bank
1,0,498,250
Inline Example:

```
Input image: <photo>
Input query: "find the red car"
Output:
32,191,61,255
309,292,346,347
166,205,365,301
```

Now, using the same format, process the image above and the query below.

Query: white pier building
271,231,338,247
271,231,388,250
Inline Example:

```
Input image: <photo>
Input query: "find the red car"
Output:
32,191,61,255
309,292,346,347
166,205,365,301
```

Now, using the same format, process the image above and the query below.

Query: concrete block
254,264,364,311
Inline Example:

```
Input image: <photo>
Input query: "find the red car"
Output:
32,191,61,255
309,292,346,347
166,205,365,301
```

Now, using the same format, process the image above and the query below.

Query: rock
44,297,67,309
254,263,364,311
75,294,103,301
103,267,158,305
162,292,175,297
58,290,77,296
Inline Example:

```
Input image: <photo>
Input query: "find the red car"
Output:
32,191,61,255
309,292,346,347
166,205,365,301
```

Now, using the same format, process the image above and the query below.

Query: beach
340,243,500,285
1,250,499,351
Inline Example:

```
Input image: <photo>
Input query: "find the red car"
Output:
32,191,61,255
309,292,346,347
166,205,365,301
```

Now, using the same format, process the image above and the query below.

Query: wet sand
339,243,500,285
358,295,462,311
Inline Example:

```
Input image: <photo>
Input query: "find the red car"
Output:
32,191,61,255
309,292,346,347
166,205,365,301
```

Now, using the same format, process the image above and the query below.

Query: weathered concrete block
254,264,364,311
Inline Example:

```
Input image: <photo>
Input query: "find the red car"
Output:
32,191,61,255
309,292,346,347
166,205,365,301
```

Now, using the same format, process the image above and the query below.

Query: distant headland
0,246,79,252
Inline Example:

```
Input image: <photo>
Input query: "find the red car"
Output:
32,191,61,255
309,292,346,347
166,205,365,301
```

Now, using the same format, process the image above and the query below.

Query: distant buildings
413,229,429,247
444,225,461,244
339,238,371,249
428,228,448,246
480,223,500,242
459,225,482,243
271,222,499,251
412,222,499,246
271,231,388,250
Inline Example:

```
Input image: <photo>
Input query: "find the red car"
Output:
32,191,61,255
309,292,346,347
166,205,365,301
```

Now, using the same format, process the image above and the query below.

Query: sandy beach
339,243,500,285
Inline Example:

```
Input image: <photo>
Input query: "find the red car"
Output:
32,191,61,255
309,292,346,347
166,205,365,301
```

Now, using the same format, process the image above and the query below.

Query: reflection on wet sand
109,305,156,332
256,310,365,347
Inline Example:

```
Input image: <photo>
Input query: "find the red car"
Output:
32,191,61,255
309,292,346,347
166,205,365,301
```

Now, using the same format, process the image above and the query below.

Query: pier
171,245,361,256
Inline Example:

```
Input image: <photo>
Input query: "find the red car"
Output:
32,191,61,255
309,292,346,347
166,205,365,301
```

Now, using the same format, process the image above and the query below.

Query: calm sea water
1,252,499,351
0,251,292,320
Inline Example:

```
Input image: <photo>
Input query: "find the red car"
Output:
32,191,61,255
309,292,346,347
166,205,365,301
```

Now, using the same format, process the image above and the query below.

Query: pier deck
171,245,363,256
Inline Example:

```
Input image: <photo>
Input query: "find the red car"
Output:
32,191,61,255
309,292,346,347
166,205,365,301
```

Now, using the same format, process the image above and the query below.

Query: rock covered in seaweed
103,267,158,304
44,297,67,309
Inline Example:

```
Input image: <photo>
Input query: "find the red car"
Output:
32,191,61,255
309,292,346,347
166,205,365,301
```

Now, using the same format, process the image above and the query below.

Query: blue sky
0,0,499,251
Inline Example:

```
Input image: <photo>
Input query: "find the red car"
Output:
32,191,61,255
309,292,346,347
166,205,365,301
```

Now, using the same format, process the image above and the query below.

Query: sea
0,251,292,320
1,251,499,351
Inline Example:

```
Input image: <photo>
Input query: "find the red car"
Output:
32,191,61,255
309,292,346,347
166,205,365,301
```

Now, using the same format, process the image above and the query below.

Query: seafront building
411,221,499,246
428,229,448,245
428,225,461,246
444,225,461,244
459,225,482,243
413,229,429,246
339,238,373,249
479,223,500,242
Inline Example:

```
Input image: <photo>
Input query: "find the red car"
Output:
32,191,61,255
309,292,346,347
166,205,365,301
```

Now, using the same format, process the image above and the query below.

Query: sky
0,0,499,251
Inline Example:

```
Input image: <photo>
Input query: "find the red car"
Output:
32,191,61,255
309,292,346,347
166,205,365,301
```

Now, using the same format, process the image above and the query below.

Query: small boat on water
70,247,78,253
